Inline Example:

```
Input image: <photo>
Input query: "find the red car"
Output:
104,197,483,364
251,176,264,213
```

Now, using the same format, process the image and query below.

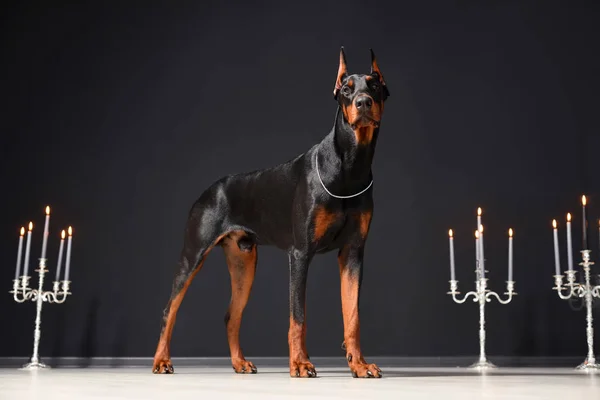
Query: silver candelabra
553,250,600,370
447,208,516,370
551,197,600,371
11,259,71,369
9,207,74,370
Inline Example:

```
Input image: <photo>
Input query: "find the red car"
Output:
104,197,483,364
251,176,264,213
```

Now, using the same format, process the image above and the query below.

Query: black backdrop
1,1,599,359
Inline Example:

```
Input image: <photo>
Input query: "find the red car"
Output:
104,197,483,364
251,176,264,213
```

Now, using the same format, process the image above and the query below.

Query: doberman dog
152,47,389,378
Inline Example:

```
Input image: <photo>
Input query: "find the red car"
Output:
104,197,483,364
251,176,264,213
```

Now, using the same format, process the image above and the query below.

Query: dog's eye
342,86,352,96
371,82,380,91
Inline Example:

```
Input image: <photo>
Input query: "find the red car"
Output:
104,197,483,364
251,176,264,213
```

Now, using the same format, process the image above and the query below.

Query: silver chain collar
314,152,373,199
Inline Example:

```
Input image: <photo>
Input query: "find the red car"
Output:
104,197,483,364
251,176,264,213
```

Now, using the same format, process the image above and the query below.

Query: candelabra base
575,359,600,371
20,361,49,370
467,359,497,370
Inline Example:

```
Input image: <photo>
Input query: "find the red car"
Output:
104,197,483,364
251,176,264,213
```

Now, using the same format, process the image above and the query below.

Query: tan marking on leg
338,246,381,378
288,316,315,377
152,260,204,373
358,211,372,238
222,231,258,374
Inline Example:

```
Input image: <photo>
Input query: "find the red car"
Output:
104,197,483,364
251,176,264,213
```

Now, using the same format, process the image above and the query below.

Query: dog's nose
355,96,373,109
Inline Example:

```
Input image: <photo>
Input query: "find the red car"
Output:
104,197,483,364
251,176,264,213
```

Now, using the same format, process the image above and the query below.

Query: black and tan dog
152,47,389,378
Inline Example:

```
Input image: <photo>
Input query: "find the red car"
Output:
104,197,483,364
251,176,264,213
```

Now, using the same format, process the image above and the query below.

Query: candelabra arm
486,291,513,305
11,279,27,303
553,274,582,300
10,276,35,303
47,281,71,304
485,281,517,305
448,280,479,304
592,284,600,298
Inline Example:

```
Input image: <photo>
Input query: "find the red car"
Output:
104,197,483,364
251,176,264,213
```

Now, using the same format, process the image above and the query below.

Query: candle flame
509,228,513,237
61,230,66,239
477,207,482,216
448,229,453,238
475,230,480,239
582,195,587,206
20,227,25,236
68,226,73,236
567,213,572,222
45,206,50,215
552,219,557,229
479,224,484,233
28,222,33,231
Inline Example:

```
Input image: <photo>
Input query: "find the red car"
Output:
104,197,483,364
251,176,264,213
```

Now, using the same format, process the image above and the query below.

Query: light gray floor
1,366,599,400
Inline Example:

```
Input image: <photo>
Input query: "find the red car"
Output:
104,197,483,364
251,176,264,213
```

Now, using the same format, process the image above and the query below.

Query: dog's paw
349,361,381,378
232,358,257,374
290,360,317,378
152,359,174,374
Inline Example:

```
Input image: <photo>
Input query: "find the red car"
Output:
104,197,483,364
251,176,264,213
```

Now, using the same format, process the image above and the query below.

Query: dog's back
189,149,311,250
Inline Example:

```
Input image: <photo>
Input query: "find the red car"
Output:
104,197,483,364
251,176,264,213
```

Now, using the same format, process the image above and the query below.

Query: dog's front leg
338,244,382,378
288,249,317,378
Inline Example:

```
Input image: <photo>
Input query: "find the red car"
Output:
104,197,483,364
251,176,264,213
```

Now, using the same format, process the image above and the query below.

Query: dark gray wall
1,1,599,359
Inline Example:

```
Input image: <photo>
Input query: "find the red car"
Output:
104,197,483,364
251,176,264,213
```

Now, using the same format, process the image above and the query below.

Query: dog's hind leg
222,232,258,374
152,208,225,374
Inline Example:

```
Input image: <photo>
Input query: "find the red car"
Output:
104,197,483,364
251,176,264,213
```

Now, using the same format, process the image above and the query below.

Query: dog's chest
312,206,370,250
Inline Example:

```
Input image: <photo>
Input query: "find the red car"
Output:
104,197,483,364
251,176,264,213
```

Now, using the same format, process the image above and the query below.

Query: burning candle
55,230,66,281
582,195,588,250
40,206,51,260
14,227,25,281
552,219,560,276
566,213,574,272
64,226,73,281
448,229,456,281
479,224,485,279
508,228,514,282
23,222,33,277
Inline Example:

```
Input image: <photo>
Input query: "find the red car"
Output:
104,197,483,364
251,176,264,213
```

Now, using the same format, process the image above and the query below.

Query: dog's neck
315,107,378,197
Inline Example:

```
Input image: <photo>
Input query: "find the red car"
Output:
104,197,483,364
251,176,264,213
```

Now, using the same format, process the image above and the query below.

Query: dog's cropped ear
370,49,390,99
333,47,348,99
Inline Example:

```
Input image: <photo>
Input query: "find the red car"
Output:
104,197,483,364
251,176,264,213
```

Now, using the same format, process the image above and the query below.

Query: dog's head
333,47,389,131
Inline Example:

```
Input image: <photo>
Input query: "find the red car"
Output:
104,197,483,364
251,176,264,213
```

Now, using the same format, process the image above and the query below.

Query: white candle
552,219,560,276
64,226,73,281
508,228,514,282
23,222,33,277
41,206,51,260
566,213,573,272
582,195,588,250
449,229,456,281
477,207,483,258
55,230,66,281
475,229,479,263
475,230,483,278
14,227,25,281
479,224,485,279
